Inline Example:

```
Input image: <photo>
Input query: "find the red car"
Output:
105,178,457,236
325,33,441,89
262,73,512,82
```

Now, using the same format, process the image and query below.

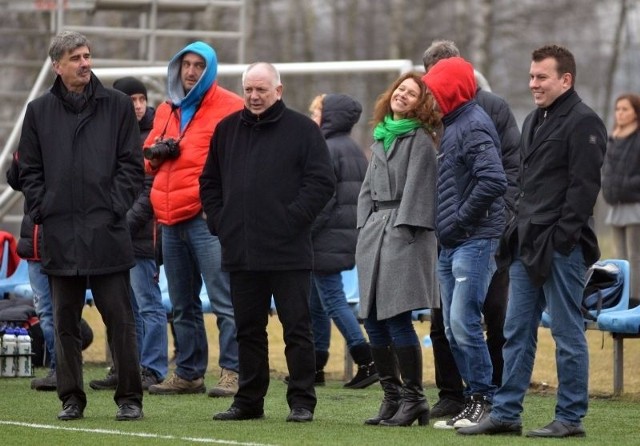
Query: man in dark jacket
421,39,520,419
458,45,606,438
422,56,507,429
90,76,168,392
17,31,144,421
201,62,335,422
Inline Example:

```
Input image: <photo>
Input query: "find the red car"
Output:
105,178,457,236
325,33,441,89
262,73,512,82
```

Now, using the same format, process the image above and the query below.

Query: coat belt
372,200,401,212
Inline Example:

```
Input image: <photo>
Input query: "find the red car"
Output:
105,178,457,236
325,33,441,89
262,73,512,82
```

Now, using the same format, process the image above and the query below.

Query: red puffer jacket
145,83,243,225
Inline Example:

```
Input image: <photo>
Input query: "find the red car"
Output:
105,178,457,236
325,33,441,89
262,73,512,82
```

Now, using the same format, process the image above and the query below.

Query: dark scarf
56,77,94,114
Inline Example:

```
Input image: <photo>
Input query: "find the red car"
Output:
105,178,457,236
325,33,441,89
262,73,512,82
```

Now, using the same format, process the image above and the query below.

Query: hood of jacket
422,57,476,116
167,41,218,130
320,94,362,139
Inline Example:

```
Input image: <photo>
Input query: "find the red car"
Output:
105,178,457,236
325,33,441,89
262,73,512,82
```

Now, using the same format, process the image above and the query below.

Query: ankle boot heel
417,411,430,426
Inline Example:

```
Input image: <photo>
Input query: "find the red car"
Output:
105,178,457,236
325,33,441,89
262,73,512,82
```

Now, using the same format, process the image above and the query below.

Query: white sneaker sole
453,419,478,428
433,420,455,430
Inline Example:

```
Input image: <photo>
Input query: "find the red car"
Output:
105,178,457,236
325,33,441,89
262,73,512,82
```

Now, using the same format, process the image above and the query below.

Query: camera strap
158,101,198,146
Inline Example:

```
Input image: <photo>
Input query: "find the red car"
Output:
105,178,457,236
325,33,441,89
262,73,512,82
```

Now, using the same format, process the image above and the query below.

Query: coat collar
522,89,581,160
241,99,286,125
371,127,418,161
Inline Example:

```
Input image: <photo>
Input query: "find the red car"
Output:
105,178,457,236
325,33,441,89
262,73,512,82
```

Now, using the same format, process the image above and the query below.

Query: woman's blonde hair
308,94,325,114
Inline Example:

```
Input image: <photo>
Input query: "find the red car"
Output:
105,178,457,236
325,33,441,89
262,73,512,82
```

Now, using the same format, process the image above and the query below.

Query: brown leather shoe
148,373,205,395
207,368,238,397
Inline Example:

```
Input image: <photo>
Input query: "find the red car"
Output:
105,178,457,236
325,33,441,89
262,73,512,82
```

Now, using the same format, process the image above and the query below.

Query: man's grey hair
48,31,90,63
242,62,281,87
422,39,460,71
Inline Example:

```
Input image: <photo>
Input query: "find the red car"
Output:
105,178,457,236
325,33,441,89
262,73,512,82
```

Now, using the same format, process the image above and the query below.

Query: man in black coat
201,62,335,422
422,39,521,420
458,44,606,438
18,31,144,421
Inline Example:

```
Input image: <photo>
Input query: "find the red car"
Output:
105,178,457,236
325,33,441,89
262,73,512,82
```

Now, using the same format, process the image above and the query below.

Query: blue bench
540,259,630,328
596,304,640,396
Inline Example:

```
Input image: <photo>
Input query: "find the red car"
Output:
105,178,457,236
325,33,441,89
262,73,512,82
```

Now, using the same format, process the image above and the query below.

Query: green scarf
373,115,422,152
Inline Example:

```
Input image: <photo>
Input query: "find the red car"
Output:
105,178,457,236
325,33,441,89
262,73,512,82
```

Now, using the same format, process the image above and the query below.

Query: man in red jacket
144,42,243,397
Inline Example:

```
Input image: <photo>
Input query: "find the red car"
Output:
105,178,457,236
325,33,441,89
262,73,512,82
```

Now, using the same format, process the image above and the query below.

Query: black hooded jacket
127,106,158,259
311,94,368,273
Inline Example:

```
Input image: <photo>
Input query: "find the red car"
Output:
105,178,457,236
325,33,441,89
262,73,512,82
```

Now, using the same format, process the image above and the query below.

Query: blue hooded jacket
166,41,218,131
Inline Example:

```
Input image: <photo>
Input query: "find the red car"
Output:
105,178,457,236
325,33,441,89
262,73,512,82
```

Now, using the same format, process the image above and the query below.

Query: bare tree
602,0,629,125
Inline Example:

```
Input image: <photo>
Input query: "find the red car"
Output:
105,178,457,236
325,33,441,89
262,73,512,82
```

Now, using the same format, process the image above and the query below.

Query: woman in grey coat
356,72,440,427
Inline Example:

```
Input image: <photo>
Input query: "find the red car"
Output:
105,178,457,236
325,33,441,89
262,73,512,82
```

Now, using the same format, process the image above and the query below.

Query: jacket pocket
530,211,561,225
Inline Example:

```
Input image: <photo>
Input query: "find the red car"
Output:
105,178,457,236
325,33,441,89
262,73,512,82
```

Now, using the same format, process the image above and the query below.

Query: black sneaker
31,369,57,391
343,362,379,389
89,367,117,390
452,394,492,428
430,398,465,418
433,399,472,430
141,367,161,390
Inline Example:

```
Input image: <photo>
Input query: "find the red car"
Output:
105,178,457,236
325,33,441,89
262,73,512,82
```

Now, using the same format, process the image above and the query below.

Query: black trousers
430,267,508,401
230,270,317,413
50,272,142,410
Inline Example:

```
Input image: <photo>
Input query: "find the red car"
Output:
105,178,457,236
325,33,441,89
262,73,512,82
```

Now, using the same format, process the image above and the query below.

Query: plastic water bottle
17,328,32,377
422,334,432,348
1,328,18,377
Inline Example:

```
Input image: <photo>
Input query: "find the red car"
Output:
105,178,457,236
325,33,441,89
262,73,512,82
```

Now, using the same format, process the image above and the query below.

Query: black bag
581,261,624,321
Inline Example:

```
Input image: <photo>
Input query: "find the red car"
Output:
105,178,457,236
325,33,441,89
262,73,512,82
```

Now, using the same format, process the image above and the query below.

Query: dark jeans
430,267,508,402
363,303,419,348
51,272,142,410
230,270,317,413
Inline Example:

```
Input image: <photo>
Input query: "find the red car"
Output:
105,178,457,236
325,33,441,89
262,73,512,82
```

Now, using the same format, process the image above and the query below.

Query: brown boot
148,373,205,395
207,368,239,397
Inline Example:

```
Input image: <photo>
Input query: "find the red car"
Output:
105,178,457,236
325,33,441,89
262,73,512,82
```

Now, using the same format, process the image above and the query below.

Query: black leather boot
364,345,402,425
379,344,429,427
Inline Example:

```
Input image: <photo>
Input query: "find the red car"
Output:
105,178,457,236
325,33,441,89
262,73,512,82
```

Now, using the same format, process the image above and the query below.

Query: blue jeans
28,261,55,370
438,238,498,399
162,216,238,379
491,247,588,425
130,258,168,379
364,302,418,348
310,272,367,352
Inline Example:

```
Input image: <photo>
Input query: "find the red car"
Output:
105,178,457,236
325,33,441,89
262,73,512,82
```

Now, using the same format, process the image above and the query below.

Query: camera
143,138,180,161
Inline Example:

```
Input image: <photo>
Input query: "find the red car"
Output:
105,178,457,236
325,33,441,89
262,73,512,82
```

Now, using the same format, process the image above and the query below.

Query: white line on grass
0,420,280,446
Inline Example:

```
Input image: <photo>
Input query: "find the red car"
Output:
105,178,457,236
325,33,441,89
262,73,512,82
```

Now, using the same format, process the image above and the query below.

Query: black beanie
113,76,147,98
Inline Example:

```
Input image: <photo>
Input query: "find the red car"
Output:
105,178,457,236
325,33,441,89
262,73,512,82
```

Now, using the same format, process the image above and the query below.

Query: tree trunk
602,0,628,125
